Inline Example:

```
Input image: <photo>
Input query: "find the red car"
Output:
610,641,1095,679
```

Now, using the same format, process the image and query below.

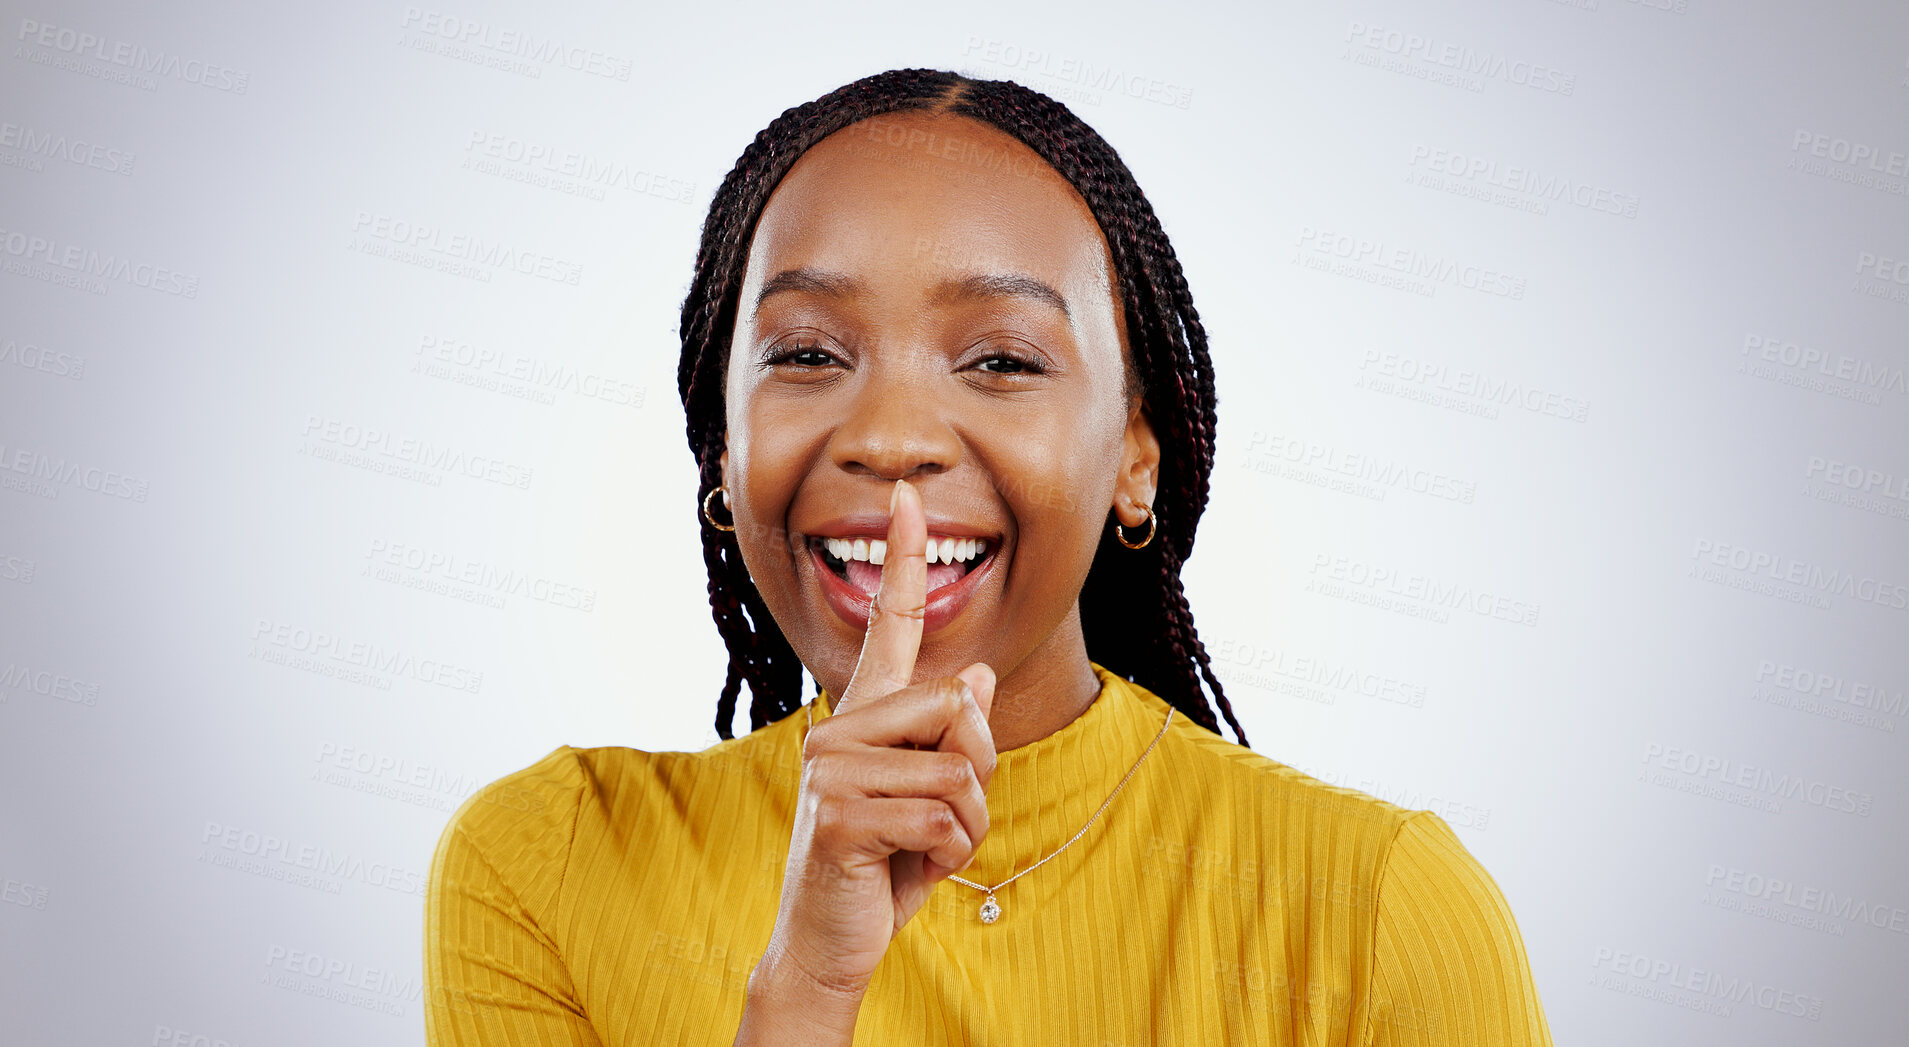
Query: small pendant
978,893,1001,924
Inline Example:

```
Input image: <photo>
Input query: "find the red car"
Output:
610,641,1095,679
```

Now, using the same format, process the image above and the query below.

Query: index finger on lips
836,478,926,716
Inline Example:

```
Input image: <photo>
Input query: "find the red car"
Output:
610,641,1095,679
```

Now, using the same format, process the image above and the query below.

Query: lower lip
811,543,998,635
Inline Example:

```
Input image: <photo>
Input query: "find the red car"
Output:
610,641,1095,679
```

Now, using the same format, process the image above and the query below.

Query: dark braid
678,68,1249,748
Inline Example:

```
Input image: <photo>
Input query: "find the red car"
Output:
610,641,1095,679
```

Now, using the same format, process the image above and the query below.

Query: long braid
679,68,1249,747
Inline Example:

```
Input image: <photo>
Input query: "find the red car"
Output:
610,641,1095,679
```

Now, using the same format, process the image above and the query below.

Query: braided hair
678,68,1249,748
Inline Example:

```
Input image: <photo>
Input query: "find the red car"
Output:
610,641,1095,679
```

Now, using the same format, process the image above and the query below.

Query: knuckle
931,751,973,793
920,802,958,841
974,743,998,783
800,720,834,760
934,677,968,720
810,793,844,839
804,751,840,792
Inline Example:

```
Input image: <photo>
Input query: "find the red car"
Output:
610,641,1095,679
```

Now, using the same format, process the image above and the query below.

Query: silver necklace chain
806,696,1175,925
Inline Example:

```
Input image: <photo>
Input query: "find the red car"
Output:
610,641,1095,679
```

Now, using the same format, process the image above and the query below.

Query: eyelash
762,341,1048,375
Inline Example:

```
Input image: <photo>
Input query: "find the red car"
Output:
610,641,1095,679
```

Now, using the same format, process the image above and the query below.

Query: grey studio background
3,0,1907,1043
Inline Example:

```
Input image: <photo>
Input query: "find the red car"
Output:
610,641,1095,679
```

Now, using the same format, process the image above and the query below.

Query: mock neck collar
807,661,1177,883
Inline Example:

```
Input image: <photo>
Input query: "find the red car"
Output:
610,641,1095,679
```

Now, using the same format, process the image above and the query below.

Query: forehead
742,111,1116,307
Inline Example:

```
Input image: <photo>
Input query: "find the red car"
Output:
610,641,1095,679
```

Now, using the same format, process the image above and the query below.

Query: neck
986,603,1101,753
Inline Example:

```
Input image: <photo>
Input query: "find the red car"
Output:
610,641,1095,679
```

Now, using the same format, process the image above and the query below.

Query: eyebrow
752,266,1072,320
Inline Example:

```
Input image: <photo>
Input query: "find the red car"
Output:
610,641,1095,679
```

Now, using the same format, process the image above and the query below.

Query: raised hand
736,479,997,1046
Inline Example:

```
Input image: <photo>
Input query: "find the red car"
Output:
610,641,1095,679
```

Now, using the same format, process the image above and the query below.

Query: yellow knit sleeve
1363,812,1553,1047
423,747,603,1046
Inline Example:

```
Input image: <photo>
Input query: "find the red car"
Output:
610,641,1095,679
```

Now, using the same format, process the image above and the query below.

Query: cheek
725,402,810,565
1002,449,1110,557
729,393,802,499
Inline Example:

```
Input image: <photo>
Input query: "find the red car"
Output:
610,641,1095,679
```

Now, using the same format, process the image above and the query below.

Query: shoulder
1364,812,1553,1044
1115,679,1550,1040
1370,810,1535,957
1374,810,1510,907
1141,688,1524,920
430,713,809,905
1134,681,1418,854
427,745,595,915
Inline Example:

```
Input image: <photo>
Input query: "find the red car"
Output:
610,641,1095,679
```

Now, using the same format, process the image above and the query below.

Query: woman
424,68,1553,1045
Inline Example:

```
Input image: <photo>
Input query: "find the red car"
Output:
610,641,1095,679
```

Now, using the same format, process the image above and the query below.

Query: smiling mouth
811,535,993,596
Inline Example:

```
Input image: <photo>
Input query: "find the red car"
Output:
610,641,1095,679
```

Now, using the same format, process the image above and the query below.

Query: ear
1116,400,1160,527
718,436,730,506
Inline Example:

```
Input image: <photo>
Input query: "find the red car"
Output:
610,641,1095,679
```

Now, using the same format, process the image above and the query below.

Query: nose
830,363,961,481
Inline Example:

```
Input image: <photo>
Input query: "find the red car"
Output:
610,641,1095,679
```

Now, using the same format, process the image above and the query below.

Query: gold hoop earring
1115,503,1156,549
701,485,736,532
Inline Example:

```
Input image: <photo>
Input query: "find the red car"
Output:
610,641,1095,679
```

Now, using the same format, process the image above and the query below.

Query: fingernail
890,478,904,514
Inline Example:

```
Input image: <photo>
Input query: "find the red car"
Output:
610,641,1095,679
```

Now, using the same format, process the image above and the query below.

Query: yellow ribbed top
424,663,1552,1045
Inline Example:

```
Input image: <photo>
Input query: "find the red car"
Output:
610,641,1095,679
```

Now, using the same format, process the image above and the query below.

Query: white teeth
822,536,988,566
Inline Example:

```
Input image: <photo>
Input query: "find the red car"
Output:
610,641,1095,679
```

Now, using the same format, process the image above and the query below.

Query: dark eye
974,350,1046,375
762,340,839,368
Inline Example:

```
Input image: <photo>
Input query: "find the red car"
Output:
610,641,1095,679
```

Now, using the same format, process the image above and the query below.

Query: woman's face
721,110,1159,698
